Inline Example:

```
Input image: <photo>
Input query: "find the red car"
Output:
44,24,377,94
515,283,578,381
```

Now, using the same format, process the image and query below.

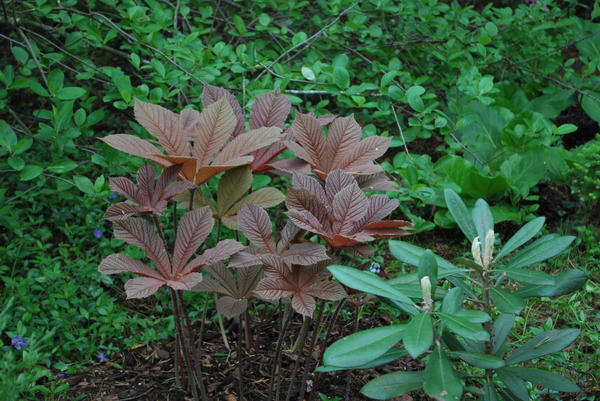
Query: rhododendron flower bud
421,276,433,311
483,229,495,268
472,236,483,266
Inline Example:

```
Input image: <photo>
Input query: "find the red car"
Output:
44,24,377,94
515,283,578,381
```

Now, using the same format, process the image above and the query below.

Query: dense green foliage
1,0,599,399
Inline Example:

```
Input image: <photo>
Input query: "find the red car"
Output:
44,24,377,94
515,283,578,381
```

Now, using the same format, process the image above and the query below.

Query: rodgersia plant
324,189,587,400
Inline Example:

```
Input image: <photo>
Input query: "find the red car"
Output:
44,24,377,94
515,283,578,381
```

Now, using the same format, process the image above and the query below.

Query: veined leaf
444,188,476,241
492,313,515,353
516,269,587,297
497,268,555,285
495,217,545,260
504,328,580,365
328,265,419,315
217,166,252,214
238,203,276,252
455,352,504,369
360,371,425,400
502,367,580,392
504,235,574,270
172,207,214,274
403,312,433,358
472,198,494,254
496,368,529,401
439,312,489,342
323,325,406,368
490,287,524,314
316,348,407,372
424,345,462,401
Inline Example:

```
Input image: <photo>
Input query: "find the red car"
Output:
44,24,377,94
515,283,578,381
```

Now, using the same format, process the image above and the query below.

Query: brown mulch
60,311,424,401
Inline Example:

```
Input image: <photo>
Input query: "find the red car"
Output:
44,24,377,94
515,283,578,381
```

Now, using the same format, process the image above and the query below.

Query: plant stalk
285,316,312,401
269,303,293,401
298,301,325,401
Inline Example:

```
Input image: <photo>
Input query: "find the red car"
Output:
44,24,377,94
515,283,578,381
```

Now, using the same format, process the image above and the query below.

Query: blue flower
306,380,312,393
108,192,118,200
58,371,68,378
11,334,29,350
98,352,108,363
93,228,103,239
369,262,381,273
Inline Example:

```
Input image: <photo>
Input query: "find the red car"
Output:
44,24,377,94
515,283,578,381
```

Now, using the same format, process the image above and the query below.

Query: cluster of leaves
323,189,588,400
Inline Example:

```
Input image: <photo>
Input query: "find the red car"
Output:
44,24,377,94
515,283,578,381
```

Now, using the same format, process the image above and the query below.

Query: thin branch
255,1,361,81
260,63,327,85
17,28,48,88
391,105,412,160
173,0,180,32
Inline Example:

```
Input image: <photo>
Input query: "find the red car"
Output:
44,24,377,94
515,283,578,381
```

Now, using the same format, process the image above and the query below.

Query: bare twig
255,2,361,81
173,0,180,32
259,63,327,85
391,105,412,160
17,28,48,88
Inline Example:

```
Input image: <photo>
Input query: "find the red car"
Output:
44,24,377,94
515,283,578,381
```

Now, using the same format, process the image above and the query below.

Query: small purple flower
98,352,108,363
306,380,312,393
11,334,29,350
93,228,103,239
108,192,118,200
369,262,381,273
58,371,68,377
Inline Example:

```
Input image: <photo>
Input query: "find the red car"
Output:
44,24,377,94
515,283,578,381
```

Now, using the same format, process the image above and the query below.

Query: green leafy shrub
571,134,600,205
324,189,587,400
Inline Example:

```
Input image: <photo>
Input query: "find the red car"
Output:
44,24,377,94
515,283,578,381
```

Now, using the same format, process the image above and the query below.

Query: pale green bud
472,236,483,266
421,276,433,311
484,229,495,268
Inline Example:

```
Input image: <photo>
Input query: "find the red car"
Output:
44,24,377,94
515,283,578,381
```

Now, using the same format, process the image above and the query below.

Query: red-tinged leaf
286,209,325,236
103,202,140,220
292,292,316,317
113,218,171,277
325,234,363,248
154,164,184,197
325,169,358,205
286,188,329,228
363,220,413,230
212,126,282,165
332,183,368,234
192,276,227,294
217,166,252,215
192,97,237,166
227,187,285,216
101,134,168,166
194,158,253,185
170,272,203,290
172,207,214,274
216,296,248,318
201,82,245,137
254,277,294,300
277,221,301,252
305,280,347,301
345,243,373,258
356,172,399,191
136,163,156,206
268,158,311,175
125,276,165,298
260,254,289,275
353,195,399,231
249,87,291,130
282,141,315,165
229,251,262,268
317,114,337,126
134,98,188,155
203,262,237,295
182,239,245,274
283,243,329,266
292,173,328,205
173,191,215,212
238,265,263,297
250,139,287,172
156,155,198,183
238,203,276,252
325,115,363,171
342,136,390,171
162,181,195,202
109,177,138,200
98,253,164,280
288,113,325,164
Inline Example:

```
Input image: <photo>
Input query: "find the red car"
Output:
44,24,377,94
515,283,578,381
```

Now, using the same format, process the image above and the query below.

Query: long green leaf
316,348,407,372
388,240,463,274
441,287,463,314
490,287,524,314
497,268,555,285
483,381,500,401
503,367,580,392
517,269,587,298
496,368,529,401
424,345,463,401
504,328,580,365
444,188,477,241
492,313,515,353
403,312,433,358
454,310,490,323
360,371,425,400
418,250,438,296
323,325,406,368
504,235,574,270
455,352,504,369
439,313,489,342
328,265,418,315
495,217,545,260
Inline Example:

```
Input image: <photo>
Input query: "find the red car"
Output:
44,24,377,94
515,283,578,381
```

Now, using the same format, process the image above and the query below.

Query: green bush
571,134,600,205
